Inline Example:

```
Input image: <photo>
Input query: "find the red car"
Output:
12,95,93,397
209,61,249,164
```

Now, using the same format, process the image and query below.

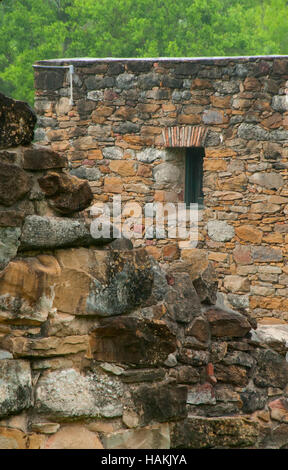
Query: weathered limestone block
90,317,176,365
205,308,251,338
20,215,111,250
249,172,284,189
207,220,235,242
132,383,187,425
0,227,21,270
251,324,288,354
35,368,123,419
171,416,259,448
0,93,36,148
0,360,32,418
38,172,93,215
0,161,32,206
70,166,101,181
102,423,170,449
153,163,181,186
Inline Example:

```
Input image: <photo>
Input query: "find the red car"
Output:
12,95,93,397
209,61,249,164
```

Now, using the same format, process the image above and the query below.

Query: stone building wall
34,56,288,322
3,91,288,449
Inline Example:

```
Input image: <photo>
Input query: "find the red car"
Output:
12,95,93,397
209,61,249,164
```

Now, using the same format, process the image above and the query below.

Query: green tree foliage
0,0,287,104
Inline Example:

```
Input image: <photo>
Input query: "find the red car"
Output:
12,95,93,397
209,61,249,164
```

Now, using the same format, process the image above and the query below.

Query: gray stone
251,246,283,262
203,109,226,124
112,122,139,134
172,90,191,101
0,360,32,418
115,73,135,89
102,146,123,160
237,123,269,140
153,163,181,186
249,172,283,189
164,353,177,367
270,129,288,141
0,350,13,359
207,220,235,242
272,95,288,112
35,368,123,418
138,74,161,90
222,351,255,368
0,227,21,270
20,215,112,251
87,90,104,101
136,148,166,163
70,166,101,181
214,81,240,94
85,76,115,90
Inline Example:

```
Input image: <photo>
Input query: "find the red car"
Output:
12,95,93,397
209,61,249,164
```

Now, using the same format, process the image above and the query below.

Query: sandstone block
235,225,263,244
45,425,103,449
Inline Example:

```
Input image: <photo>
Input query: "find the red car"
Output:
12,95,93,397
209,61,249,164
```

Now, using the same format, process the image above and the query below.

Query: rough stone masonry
34,55,288,322
1,57,288,449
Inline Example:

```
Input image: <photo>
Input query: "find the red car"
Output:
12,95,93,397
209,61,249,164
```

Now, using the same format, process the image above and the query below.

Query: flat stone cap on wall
34,55,288,67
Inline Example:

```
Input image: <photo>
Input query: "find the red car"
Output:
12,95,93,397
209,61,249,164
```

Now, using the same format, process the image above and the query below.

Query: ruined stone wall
34,56,288,322
2,91,288,449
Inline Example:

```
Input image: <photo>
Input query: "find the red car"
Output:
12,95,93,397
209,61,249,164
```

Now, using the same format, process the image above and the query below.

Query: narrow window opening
185,147,204,207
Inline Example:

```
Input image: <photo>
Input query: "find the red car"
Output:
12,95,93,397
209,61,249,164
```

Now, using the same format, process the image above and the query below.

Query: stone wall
34,56,288,322
2,92,288,449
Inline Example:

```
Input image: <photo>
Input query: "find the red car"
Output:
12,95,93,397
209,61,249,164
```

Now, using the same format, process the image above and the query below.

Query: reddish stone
233,245,252,265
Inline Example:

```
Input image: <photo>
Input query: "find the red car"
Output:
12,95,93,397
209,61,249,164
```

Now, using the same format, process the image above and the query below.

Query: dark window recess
185,147,204,206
